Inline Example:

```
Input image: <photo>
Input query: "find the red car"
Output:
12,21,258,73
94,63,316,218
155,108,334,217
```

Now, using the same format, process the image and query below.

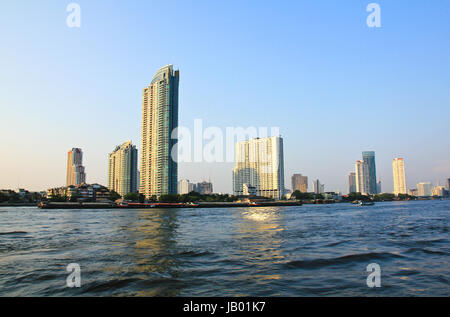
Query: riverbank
0,202,38,207
37,201,303,209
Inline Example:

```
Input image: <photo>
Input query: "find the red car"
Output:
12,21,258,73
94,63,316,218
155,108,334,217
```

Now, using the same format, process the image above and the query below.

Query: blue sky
1,0,449,193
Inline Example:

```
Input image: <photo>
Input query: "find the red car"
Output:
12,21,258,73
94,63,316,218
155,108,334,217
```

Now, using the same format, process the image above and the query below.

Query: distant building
178,179,194,195
362,151,378,194
323,192,343,201
355,160,370,194
291,174,308,193
313,179,324,194
66,148,86,187
140,65,179,198
194,181,213,195
408,189,418,197
432,186,446,197
377,180,382,194
446,178,450,190
417,182,433,197
232,136,285,200
392,158,407,195
15,188,27,198
108,141,138,197
348,172,357,193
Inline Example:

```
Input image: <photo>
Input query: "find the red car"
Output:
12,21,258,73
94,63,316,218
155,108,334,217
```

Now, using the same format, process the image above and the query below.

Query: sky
0,0,449,194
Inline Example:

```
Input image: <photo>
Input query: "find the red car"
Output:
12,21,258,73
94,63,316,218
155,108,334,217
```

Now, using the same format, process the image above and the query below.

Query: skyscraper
140,65,179,198
233,136,285,199
291,174,308,193
362,151,377,194
108,141,138,197
355,160,369,194
66,148,86,186
392,158,407,195
348,172,357,193
446,178,450,190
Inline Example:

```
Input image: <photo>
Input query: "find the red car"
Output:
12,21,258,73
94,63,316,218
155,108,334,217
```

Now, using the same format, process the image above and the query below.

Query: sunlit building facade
233,136,285,199
355,160,369,195
392,158,407,195
140,65,179,198
66,148,86,187
291,174,308,193
177,179,194,195
108,141,138,197
417,182,432,197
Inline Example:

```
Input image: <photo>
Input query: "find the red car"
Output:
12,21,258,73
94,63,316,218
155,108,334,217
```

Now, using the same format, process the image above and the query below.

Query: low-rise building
46,183,111,202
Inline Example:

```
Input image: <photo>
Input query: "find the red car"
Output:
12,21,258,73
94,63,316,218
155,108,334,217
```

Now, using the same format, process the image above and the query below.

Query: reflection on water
231,207,286,282
0,201,449,296
241,207,282,224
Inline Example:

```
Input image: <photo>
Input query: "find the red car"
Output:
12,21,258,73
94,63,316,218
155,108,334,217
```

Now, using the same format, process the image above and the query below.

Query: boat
357,200,375,206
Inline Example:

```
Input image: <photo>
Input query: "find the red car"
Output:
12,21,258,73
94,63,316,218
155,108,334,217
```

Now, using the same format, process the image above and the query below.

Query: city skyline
1,1,450,193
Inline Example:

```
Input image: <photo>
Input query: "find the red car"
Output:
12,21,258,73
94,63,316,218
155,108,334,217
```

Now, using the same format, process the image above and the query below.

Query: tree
0,192,9,203
159,194,179,203
292,190,314,200
397,194,413,200
110,190,121,201
124,192,139,201
374,193,395,201
50,194,67,202
344,192,371,202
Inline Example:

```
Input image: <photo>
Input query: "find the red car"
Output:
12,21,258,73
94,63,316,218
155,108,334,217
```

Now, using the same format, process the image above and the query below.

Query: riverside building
140,65,179,198
66,148,86,187
233,136,285,200
108,141,138,197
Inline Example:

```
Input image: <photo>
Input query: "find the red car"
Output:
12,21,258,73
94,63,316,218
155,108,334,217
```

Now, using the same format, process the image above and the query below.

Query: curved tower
140,65,179,198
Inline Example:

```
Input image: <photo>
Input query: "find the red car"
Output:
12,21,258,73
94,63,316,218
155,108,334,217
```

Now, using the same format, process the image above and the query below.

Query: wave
406,247,449,256
0,231,28,235
285,252,402,269
178,250,213,257
81,278,140,293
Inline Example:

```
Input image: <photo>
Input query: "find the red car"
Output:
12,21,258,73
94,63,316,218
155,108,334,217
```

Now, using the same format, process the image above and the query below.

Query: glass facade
140,65,179,198
362,151,377,194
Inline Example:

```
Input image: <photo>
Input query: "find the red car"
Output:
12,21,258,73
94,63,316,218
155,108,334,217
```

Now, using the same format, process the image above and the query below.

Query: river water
0,200,448,296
